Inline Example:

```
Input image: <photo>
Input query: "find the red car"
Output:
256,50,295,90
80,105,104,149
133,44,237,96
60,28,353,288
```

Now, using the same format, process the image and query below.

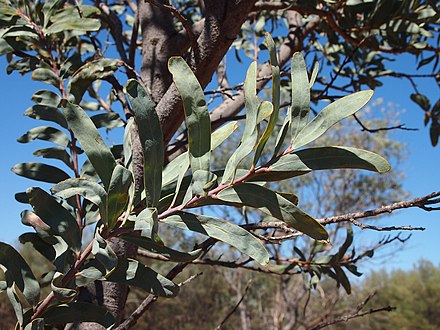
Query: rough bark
151,0,259,143
138,0,183,103
69,239,137,330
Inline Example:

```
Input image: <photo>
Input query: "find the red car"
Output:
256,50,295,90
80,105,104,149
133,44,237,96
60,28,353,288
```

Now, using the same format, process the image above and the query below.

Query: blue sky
0,50,438,272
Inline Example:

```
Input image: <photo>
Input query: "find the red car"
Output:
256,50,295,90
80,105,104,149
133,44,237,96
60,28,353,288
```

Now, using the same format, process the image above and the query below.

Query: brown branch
253,2,440,54
320,191,440,226
353,114,418,133
215,280,252,330
311,305,395,330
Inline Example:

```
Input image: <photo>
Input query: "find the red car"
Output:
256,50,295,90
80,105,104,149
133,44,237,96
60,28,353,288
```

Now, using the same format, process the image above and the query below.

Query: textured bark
152,0,259,143
138,0,184,103
69,239,137,330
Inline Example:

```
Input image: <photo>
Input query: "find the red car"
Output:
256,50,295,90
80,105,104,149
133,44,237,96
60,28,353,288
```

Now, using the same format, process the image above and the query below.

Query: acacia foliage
0,0,438,328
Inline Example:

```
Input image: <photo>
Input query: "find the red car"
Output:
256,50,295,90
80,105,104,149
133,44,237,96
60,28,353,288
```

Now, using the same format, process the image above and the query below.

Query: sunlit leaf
290,52,310,143
216,183,329,241
24,105,67,128
254,33,280,165
162,212,270,265
61,101,116,190
169,57,211,181
222,61,260,183
293,90,374,149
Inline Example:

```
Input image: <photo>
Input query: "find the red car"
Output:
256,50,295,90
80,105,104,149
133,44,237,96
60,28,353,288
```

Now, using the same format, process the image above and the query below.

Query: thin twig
215,280,252,330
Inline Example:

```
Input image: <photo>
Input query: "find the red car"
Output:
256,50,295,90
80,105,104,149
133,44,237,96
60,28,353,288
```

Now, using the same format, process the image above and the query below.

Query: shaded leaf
27,187,81,253
51,272,77,303
31,68,60,87
61,101,116,190
0,242,40,306
334,266,351,294
122,235,202,262
107,165,132,228
91,112,124,130
33,147,73,170
17,126,70,146
92,233,117,275
41,302,115,328
68,58,121,103
106,258,179,297
410,93,431,111
12,162,70,184
126,79,163,207
162,211,270,265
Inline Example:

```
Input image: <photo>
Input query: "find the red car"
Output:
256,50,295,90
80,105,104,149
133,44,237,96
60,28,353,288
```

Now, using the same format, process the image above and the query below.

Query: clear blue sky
0,51,438,272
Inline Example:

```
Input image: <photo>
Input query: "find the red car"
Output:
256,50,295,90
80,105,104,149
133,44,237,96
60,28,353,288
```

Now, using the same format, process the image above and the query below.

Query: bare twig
215,280,252,330
320,191,440,227
310,305,395,330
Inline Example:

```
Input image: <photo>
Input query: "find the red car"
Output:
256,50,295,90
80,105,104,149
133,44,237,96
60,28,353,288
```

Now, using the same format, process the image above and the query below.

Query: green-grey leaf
107,165,132,228
91,112,124,130
45,17,100,35
32,90,61,106
212,121,239,150
27,187,82,253
122,235,202,262
68,58,121,103
293,90,374,149
52,178,107,219
12,162,70,184
51,272,77,303
61,100,116,190
133,207,155,231
216,183,329,241
41,302,115,328
106,258,179,297
309,61,319,88
270,146,390,173
290,52,310,143
17,126,70,146
222,62,260,183
169,57,211,178
92,233,118,274
31,68,60,87
126,79,163,207
162,211,270,265
0,242,40,306
24,104,67,128
254,33,280,165
33,147,73,169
